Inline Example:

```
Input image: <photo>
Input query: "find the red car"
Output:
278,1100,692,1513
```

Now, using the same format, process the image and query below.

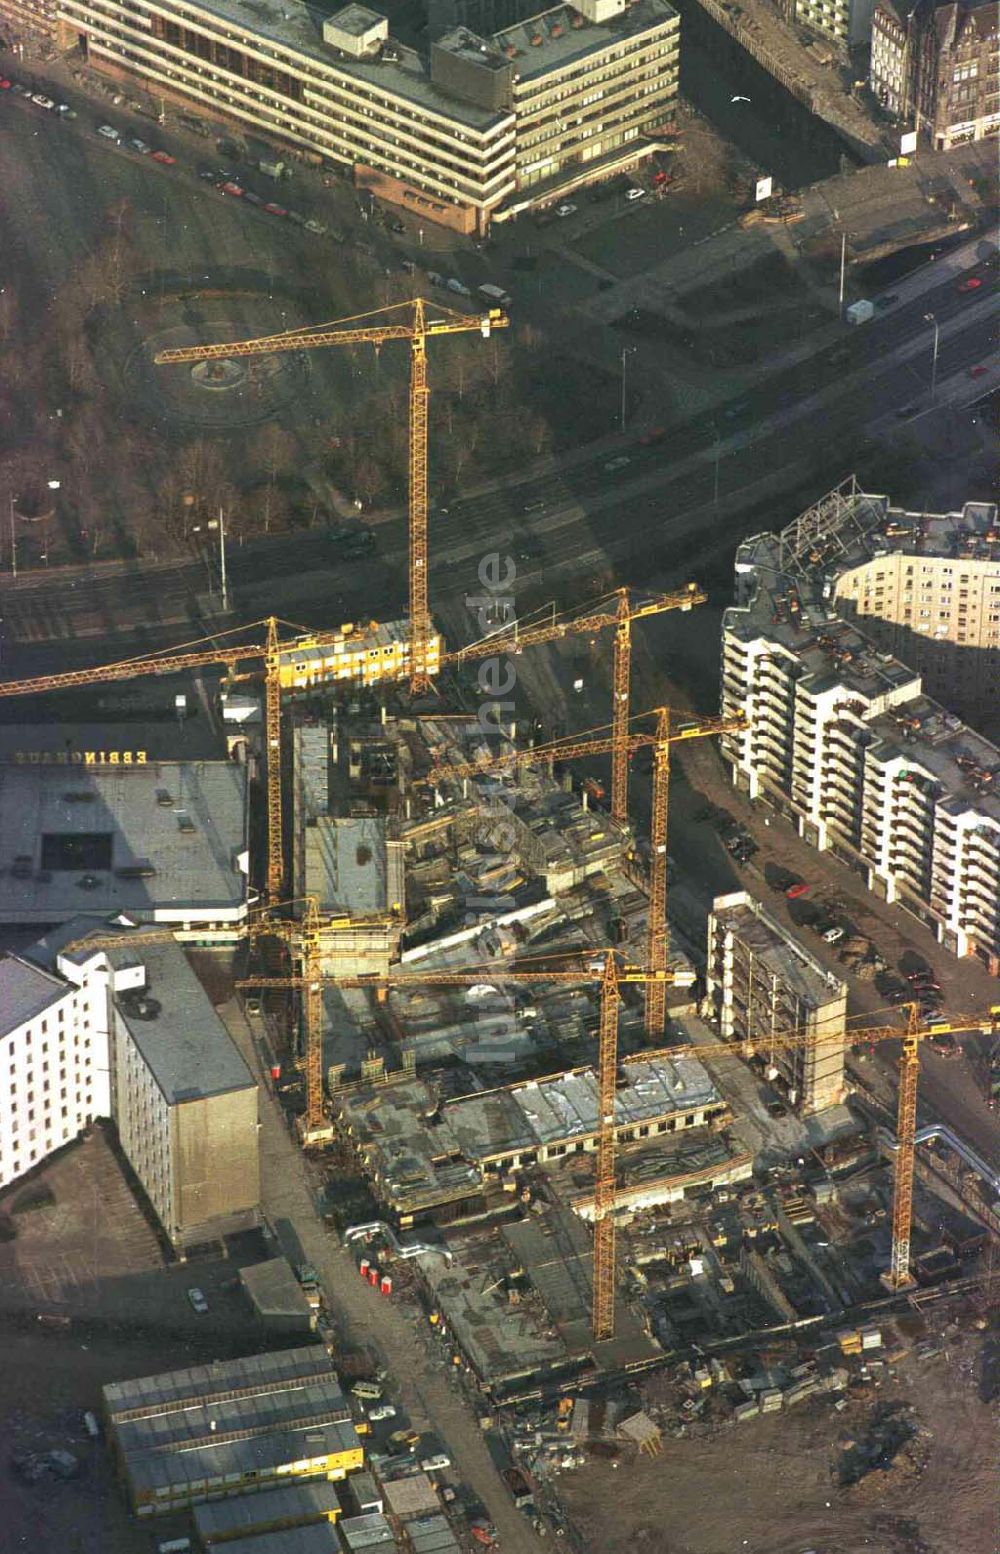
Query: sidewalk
223,1001,547,1554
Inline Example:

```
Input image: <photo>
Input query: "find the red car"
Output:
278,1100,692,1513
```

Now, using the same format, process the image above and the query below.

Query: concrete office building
706,891,848,1113
24,0,678,231
0,756,249,935
292,724,404,978
870,0,999,149
721,481,1000,968
0,926,260,1246
109,940,260,1248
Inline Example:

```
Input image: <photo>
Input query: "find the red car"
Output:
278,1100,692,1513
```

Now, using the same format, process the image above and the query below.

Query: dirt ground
0,1325,203,1554
558,1327,998,1554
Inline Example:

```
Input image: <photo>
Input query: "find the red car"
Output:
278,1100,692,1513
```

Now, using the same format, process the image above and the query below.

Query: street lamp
924,312,939,403
192,506,229,612
620,346,636,435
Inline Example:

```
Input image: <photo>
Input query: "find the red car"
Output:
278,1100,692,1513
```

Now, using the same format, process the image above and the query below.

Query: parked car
130,137,151,153
624,186,646,201
96,124,121,141
0,79,12,90
555,203,577,217
786,881,810,899
957,276,983,292
263,201,287,216
766,1097,789,1118
368,1404,396,1421
874,294,899,310
151,149,176,164
420,1454,452,1473
31,93,56,109
186,1287,209,1314
244,191,263,206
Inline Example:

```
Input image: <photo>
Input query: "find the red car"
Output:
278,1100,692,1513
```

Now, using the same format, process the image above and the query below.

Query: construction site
1,296,998,1554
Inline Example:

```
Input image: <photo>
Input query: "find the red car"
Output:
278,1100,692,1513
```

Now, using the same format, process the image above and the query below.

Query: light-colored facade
0,932,260,1245
500,0,679,196
721,482,1000,969
0,952,125,1187
278,620,441,693
870,0,1000,149
783,0,876,53
706,891,848,1113
21,0,678,229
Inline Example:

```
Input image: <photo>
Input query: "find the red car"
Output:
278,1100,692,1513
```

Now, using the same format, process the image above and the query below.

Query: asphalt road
0,270,993,675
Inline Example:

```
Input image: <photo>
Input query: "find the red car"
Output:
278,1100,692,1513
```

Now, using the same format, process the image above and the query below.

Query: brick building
871,0,999,150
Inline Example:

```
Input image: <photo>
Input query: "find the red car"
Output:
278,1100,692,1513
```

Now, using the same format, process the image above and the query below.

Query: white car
555,203,577,217
821,926,845,944
97,124,121,141
186,1287,209,1314
368,1404,397,1421
420,1454,451,1473
130,137,151,153
31,94,56,110
624,186,646,201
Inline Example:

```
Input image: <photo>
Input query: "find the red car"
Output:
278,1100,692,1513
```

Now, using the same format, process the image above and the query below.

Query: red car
220,181,244,197
786,882,811,899
151,149,176,164
970,364,989,377
263,201,287,217
958,276,983,292
0,79,12,90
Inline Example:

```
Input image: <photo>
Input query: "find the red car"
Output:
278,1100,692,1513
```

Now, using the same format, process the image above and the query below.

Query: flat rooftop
422,1208,657,1390
240,1256,316,1320
711,894,845,1009
115,1378,350,1457
193,1481,341,1540
497,0,678,84
304,815,398,916
113,940,255,1105
728,482,1000,826
0,760,248,924
184,0,508,129
445,1054,722,1160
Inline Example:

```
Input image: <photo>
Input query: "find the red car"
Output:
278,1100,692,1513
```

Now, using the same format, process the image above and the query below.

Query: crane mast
154,299,507,693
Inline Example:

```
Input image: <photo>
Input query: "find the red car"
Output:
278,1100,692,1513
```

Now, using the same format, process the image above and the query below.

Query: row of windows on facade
81,13,504,157
86,0,675,137
5,1115,95,1176
7,1029,93,1070
95,43,510,197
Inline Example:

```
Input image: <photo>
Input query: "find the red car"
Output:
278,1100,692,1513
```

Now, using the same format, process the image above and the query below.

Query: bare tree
256,422,297,534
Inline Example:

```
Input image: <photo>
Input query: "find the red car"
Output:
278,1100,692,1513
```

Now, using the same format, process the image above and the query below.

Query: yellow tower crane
67,909,1000,1319
239,948,673,1340
423,706,745,1036
443,583,707,823
154,298,508,695
0,618,372,900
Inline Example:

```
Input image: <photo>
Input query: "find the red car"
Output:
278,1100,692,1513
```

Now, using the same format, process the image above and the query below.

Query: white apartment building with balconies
721,481,1000,970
